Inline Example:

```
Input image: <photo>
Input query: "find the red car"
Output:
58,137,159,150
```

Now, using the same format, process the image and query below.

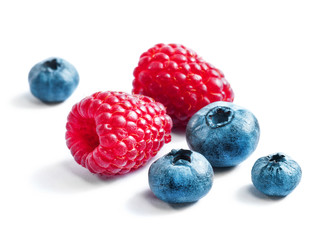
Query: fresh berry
28,57,79,103
65,91,172,176
148,149,213,203
132,43,234,128
251,153,302,197
186,101,260,167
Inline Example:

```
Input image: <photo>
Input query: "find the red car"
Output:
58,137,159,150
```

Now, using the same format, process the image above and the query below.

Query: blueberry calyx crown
268,153,286,163
44,58,61,71
170,149,192,165
205,106,234,129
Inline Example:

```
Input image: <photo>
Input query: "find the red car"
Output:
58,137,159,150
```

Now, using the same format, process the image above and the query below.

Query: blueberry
186,101,260,167
28,57,79,103
148,149,213,204
251,153,302,197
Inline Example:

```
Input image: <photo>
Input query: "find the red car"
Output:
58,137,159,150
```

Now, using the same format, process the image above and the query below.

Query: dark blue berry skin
148,149,214,204
28,57,79,103
251,153,302,197
186,101,260,167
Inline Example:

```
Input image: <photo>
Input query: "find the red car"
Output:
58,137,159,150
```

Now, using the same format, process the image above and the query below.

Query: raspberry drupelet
132,43,234,128
65,91,172,176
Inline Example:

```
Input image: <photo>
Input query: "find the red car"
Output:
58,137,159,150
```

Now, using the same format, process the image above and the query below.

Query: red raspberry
132,43,234,128
65,91,172,176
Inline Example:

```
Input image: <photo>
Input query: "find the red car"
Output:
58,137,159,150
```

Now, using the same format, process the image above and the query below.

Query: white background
1,0,331,239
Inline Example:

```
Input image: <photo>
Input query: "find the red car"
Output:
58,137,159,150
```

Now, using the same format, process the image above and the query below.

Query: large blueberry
28,57,79,103
251,153,302,197
148,149,213,204
186,101,260,167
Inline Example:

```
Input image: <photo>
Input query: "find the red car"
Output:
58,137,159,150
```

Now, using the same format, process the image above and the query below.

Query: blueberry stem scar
269,153,285,163
44,58,61,70
172,149,192,164
206,106,234,128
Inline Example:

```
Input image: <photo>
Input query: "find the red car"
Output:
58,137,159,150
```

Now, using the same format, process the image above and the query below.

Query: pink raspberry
65,91,172,176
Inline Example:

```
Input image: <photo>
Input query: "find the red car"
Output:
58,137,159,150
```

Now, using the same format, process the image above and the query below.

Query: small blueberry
186,101,260,167
148,149,214,204
251,153,302,197
28,57,79,103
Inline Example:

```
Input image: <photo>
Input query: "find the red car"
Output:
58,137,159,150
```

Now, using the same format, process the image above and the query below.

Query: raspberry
65,91,172,176
132,43,234,128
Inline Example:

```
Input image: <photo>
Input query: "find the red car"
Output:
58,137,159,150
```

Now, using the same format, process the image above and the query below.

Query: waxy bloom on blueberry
186,101,260,167
28,57,79,103
148,149,213,204
251,153,302,197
